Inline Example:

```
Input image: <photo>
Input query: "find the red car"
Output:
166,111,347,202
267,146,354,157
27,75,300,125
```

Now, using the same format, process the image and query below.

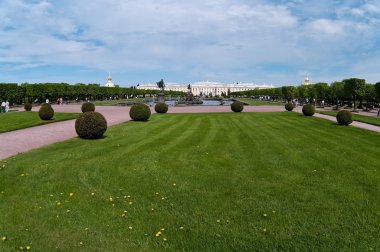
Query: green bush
75,112,107,139
155,103,168,113
285,103,293,111
81,102,95,113
24,103,32,111
302,104,315,116
38,103,54,120
130,103,151,121
231,101,244,112
336,110,353,126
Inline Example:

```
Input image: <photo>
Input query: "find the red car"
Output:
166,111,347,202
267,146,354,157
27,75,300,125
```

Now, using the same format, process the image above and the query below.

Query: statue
187,84,191,90
157,79,165,92
156,79,165,103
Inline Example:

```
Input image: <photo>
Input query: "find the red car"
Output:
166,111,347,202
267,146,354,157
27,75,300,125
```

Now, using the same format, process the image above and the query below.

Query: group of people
1,101,10,113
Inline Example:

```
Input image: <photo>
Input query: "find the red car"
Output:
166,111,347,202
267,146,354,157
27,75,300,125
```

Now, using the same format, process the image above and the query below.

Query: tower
105,73,115,87
302,75,312,85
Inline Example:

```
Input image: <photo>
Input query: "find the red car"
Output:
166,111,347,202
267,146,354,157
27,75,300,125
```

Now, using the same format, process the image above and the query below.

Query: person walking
377,103,380,116
1,101,5,113
5,101,9,112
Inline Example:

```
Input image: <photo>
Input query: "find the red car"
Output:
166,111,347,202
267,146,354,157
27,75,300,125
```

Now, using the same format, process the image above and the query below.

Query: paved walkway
1,105,379,160
293,107,380,133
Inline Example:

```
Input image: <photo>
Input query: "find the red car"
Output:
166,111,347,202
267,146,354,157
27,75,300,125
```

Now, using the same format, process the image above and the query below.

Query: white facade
137,81,273,96
105,73,116,87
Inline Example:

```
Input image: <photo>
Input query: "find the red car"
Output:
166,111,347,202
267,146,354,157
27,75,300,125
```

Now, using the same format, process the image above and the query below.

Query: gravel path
0,105,379,160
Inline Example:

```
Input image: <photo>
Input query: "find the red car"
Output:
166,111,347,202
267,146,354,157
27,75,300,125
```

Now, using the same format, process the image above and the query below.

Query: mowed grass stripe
0,112,379,251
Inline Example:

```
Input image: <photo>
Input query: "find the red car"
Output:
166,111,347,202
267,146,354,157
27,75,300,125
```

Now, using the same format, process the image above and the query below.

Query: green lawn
318,110,380,127
237,98,283,106
0,112,79,133
0,113,379,251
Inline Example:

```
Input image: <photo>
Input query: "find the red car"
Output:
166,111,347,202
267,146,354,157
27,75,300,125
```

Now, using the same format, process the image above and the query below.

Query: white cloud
1,0,380,85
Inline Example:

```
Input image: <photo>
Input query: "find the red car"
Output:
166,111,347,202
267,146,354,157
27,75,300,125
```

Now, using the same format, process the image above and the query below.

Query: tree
314,83,329,103
343,78,365,111
363,84,376,110
281,86,296,102
375,82,380,101
330,81,344,110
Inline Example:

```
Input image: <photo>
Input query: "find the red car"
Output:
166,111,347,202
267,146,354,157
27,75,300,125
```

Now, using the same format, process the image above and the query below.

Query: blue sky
1,0,380,87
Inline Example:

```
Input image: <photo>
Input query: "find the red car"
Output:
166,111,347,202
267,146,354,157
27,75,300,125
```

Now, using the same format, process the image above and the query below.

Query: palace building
137,81,273,96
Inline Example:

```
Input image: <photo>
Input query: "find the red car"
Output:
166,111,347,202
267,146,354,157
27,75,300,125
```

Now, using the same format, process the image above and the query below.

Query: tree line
0,83,185,105
232,78,380,110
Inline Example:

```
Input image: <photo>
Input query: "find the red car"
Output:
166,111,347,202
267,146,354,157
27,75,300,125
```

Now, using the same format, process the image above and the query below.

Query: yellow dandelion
179,226,184,230
26,245,31,250
151,208,155,211
91,192,95,196
20,173,25,177
2,236,7,241
69,192,74,197
155,192,159,195
155,231,161,237
163,237,168,241
128,226,133,230
161,197,165,200
19,246,24,250
129,201,133,205
79,241,83,245
173,183,176,186
161,228,165,231
263,213,267,217
123,195,127,199
109,196,113,202
56,202,61,206
263,228,267,232
49,194,54,197
127,195,131,198
216,219,220,223
66,209,70,213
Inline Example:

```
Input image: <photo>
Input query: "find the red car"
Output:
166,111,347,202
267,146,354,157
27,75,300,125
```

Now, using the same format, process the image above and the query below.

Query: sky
1,0,380,87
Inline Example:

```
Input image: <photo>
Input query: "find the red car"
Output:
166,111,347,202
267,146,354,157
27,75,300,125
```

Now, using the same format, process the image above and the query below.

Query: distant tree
343,78,365,111
281,86,296,102
330,81,344,109
375,82,380,101
363,84,376,110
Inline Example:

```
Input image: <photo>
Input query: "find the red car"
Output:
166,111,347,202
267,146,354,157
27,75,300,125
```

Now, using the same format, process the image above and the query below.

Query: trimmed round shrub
302,104,315,116
336,110,353,126
155,103,168,113
231,101,244,112
24,103,32,111
285,103,293,111
39,103,54,120
75,111,107,139
81,102,95,113
130,103,151,121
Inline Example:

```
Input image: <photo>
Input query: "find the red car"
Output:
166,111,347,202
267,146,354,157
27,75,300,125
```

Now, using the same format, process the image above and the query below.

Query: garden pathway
293,107,380,133
0,105,379,160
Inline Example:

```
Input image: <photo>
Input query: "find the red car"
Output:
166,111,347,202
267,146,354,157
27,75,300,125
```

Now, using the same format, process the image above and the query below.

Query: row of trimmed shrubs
25,101,354,141
285,102,353,125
